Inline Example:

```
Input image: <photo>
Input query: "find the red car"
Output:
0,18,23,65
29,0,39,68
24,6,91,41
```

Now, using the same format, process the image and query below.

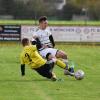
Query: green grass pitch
0,43,100,100
0,20,100,26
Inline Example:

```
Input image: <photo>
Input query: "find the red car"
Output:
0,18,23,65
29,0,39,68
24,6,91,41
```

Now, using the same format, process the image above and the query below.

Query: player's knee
56,51,67,59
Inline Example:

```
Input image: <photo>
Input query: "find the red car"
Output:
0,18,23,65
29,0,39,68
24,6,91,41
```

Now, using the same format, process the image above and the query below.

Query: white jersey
32,27,58,58
33,27,52,47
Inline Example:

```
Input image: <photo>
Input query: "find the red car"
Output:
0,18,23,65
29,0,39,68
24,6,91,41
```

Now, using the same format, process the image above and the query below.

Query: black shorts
34,63,54,79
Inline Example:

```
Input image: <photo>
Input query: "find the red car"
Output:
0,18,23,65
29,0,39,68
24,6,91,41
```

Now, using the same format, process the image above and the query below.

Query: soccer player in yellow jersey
20,38,74,81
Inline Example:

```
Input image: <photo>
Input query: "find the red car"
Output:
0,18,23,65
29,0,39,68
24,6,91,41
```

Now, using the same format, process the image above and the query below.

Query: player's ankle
51,72,57,81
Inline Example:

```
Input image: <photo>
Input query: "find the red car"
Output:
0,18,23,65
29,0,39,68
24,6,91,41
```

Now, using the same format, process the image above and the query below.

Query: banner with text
0,25,21,41
21,26,100,42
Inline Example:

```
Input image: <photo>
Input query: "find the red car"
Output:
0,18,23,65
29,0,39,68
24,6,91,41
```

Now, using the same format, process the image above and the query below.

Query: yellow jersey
20,45,46,69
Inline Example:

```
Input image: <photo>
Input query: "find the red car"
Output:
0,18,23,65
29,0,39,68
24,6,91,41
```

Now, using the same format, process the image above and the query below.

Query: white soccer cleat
64,70,74,76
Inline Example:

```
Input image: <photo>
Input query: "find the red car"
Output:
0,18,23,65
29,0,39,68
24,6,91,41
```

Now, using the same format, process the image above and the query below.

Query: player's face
40,20,48,29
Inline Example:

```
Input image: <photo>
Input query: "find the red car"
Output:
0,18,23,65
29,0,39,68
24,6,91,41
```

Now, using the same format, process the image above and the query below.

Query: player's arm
32,38,42,50
21,64,25,76
49,35,55,47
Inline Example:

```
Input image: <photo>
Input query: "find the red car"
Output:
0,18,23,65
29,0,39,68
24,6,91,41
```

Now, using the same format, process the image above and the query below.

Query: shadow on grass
0,79,50,82
0,79,77,83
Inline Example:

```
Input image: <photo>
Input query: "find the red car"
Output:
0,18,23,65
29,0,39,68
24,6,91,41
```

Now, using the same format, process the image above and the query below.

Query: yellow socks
56,59,66,69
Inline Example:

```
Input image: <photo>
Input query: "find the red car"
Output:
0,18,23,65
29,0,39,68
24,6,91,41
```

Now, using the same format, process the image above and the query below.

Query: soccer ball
74,70,85,80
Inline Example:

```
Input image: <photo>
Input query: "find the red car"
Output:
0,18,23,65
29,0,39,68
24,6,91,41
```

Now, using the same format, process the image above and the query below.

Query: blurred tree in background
13,1,31,19
70,0,100,20
0,0,15,15
0,0,100,20
60,1,81,20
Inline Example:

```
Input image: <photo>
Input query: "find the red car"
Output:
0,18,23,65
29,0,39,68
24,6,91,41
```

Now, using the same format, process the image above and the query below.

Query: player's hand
33,35,38,39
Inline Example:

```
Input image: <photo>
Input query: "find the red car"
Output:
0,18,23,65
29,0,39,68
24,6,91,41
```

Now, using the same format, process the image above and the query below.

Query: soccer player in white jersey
32,16,74,75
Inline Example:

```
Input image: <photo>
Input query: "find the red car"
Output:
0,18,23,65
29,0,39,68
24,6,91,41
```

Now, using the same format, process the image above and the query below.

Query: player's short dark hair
39,16,47,23
21,38,29,46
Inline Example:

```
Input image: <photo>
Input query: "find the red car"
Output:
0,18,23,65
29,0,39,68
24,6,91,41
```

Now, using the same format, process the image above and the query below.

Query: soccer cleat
68,67,74,73
64,69,74,76
51,77,57,81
